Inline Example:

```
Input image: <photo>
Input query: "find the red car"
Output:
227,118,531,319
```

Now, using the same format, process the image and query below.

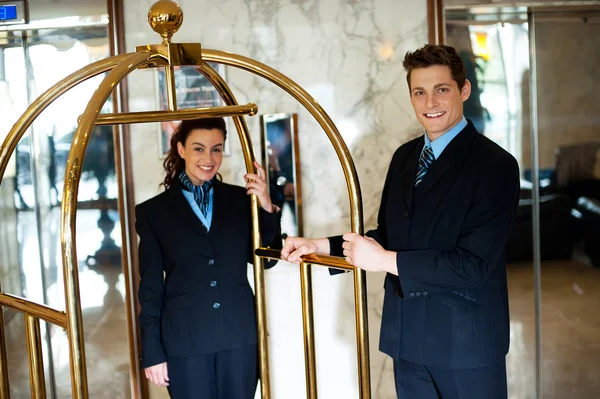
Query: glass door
532,7,600,399
1,19,130,397
1,28,58,397
445,4,600,399
445,9,536,398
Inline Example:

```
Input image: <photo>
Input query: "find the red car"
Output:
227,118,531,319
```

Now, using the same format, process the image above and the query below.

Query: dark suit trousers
394,358,507,399
167,345,258,399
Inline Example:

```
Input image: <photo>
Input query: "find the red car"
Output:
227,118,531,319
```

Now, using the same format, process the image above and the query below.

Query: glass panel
5,314,31,396
445,9,536,399
1,19,129,397
1,33,33,397
532,8,600,398
1,33,28,297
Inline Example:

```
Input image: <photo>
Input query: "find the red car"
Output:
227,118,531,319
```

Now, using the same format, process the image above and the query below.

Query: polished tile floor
507,258,600,399
2,205,600,398
2,207,130,398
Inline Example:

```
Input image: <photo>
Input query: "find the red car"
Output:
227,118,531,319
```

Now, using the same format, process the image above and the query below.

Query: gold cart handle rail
0,293,67,329
255,248,355,271
94,103,258,125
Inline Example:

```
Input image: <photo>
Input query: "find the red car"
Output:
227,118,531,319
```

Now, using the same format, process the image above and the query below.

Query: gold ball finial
148,0,183,43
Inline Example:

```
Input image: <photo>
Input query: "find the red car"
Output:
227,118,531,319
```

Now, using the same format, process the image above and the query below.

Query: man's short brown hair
403,44,466,90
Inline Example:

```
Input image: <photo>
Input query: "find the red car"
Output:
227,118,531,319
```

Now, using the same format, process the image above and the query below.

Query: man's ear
461,79,472,102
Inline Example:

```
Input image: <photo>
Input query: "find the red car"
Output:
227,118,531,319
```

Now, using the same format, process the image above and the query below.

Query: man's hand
342,233,397,275
281,237,329,263
145,362,169,387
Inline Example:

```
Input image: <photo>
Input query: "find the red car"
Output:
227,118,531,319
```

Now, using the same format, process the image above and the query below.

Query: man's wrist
315,238,331,254
383,251,398,275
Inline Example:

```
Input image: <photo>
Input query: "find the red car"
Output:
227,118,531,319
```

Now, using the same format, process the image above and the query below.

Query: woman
135,117,281,398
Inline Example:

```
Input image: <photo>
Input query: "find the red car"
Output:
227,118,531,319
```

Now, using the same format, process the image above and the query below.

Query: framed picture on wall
157,63,230,157
260,113,303,238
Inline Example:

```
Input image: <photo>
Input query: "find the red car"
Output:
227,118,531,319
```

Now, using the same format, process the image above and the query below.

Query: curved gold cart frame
0,1,370,398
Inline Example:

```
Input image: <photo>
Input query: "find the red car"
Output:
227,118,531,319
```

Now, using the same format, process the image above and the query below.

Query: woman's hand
145,362,169,387
245,161,277,213
281,237,330,264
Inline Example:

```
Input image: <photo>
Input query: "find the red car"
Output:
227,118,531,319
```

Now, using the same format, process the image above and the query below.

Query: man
281,44,520,398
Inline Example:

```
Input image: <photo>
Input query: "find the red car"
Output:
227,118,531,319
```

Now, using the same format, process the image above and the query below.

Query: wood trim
106,0,148,398
428,0,446,44
437,0,445,44
428,0,437,44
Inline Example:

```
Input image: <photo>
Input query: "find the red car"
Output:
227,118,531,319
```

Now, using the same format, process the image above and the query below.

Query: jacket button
423,291,428,296
404,211,409,218
213,302,220,309
409,292,415,297
210,281,217,287
416,292,421,297
208,259,215,265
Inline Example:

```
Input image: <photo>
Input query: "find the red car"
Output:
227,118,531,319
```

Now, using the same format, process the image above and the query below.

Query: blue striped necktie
414,144,435,187
179,171,213,217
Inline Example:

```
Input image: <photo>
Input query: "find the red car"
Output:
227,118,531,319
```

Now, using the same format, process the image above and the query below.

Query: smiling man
282,45,520,398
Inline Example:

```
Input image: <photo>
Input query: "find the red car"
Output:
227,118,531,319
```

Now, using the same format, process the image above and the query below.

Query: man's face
409,65,471,139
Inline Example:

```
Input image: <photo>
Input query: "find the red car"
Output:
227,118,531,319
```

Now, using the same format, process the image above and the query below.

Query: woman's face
177,128,225,185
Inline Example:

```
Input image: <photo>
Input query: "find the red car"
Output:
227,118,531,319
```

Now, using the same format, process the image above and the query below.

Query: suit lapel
208,180,231,238
402,137,423,212
413,147,456,201
168,184,209,235
413,122,477,201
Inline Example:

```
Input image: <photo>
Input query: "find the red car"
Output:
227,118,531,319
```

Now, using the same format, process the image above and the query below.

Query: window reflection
0,18,129,397
446,7,600,398
446,22,529,166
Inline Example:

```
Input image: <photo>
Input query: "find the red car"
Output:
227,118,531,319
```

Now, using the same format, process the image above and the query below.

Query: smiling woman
136,116,282,397
177,127,224,185
162,118,227,188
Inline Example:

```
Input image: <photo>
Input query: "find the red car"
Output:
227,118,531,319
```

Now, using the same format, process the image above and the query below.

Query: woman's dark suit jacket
135,180,281,368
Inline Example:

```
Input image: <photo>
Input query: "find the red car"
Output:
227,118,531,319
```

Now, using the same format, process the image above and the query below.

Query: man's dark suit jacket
331,121,520,369
135,179,281,369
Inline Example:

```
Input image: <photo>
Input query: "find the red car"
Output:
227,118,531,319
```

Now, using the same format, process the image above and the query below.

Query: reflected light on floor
50,328,70,368
21,233,44,302
116,272,126,301
46,266,109,310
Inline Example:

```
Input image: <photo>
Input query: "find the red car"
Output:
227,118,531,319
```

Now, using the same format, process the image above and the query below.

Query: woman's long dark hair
162,117,227,189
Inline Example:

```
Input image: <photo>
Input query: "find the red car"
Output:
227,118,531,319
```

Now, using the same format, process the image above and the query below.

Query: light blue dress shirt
181,187,214,230
421,116,468,159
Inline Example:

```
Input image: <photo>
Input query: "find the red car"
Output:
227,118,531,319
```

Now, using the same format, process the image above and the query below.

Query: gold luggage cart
0,1,371,397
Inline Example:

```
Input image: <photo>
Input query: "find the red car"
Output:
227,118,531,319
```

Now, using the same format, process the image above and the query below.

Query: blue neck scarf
178,170,213,218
